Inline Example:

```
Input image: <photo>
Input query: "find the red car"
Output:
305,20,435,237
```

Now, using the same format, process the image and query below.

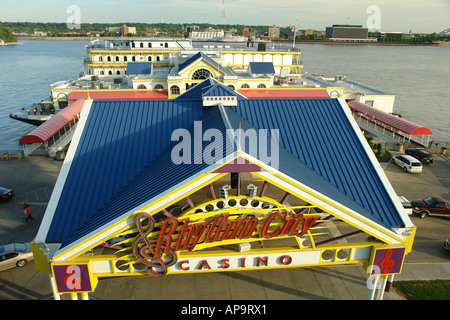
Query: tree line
0,21,271,38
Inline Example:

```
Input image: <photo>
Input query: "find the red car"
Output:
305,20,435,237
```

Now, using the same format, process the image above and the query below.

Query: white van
392,155,423,173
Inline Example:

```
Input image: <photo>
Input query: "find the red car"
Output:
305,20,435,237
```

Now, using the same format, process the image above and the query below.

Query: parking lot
0,150,449,300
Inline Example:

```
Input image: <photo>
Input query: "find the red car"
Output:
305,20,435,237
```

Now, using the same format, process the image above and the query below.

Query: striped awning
19,99,85,144
348,100,432,135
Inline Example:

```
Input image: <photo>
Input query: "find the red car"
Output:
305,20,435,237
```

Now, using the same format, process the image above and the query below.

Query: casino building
31,78,416,300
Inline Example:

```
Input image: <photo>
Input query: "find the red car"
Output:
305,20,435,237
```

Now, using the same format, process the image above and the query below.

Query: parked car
412,196,450,218
0,242,34,272
398,195,412,215
392,155,423,173
405,148,434,164
445,238,450,252
0,187,15,202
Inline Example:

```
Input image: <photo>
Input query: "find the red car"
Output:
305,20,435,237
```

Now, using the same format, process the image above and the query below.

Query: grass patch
393,280,450,300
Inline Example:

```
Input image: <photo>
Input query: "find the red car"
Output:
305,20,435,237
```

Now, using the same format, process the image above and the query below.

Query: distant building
268,27,280,39
33,30,47,37
303,29,315,36
0,39,5,46
190,29,224,40
121,24,136,36
145,29,159,37
243,27,256,38
326,25,375,42
186,25,200,33
108,26,121,34
108,25,136,36
86,31,101,37
371,30,413,40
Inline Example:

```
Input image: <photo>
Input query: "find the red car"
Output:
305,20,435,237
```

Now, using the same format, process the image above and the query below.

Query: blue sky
0,0,448,33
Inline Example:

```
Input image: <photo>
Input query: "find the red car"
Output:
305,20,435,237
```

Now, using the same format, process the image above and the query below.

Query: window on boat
115,56,120,62
140,43,144,48
107,56,111,62
171,86,180,95
365,100,374,106
241,83,250,88
148,43,152,48
228,85,235,90
156,56,161,62
124,56,128,62
132,56,136,62
165,43,168,48
148,56,152,62
154,84,164,90
191,69,211,80
257,83,266,88
137,84,147,89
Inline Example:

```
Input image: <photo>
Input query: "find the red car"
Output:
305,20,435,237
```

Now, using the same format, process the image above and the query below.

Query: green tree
0,27,17,43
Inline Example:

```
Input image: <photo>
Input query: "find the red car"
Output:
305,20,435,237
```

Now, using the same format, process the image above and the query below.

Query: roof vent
202,83,238,107
203,95,237,107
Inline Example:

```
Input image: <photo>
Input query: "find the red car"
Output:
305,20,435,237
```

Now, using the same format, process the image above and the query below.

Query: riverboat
9,38,395,126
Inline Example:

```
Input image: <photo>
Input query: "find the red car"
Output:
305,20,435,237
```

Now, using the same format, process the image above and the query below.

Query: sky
0,0,449,33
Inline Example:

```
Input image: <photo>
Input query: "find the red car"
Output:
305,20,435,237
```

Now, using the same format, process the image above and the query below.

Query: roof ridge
203,82,238,97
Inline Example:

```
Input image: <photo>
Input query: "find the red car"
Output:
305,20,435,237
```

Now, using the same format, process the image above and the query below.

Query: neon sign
132,210,319,276
371,247,405,275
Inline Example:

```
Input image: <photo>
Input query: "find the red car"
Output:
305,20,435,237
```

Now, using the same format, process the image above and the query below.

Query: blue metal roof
232,98,404,229
203,83,238,97
248,62,275,74
45,81,406,249
46,99,205,245
125,62,152,75
175,78,216,100
176,78,246,101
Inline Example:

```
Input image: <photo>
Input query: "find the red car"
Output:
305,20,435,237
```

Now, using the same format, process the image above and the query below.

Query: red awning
348,100,432,136
20,99,85,144
237,89,330,99
68,90,168,101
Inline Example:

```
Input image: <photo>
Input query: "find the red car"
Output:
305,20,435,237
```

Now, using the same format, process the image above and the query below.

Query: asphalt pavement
0,150,449,301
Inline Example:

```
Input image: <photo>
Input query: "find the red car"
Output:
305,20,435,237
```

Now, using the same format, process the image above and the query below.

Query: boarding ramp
348,100,433,148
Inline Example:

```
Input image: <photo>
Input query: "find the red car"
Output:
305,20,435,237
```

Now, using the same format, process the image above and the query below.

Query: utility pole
293,20,298,48
221,0,226,31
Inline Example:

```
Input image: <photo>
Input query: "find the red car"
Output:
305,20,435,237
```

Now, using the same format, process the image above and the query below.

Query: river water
0,40,448,148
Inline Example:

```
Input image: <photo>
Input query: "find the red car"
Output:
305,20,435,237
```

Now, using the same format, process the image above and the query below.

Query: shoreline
17,36,440,46
1,42,22,45
272,39,437,46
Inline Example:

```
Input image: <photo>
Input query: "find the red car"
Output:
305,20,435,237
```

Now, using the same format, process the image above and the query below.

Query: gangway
348,100,433,148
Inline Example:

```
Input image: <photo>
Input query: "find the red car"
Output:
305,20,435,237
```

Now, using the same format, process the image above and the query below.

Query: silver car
0,243,34,271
